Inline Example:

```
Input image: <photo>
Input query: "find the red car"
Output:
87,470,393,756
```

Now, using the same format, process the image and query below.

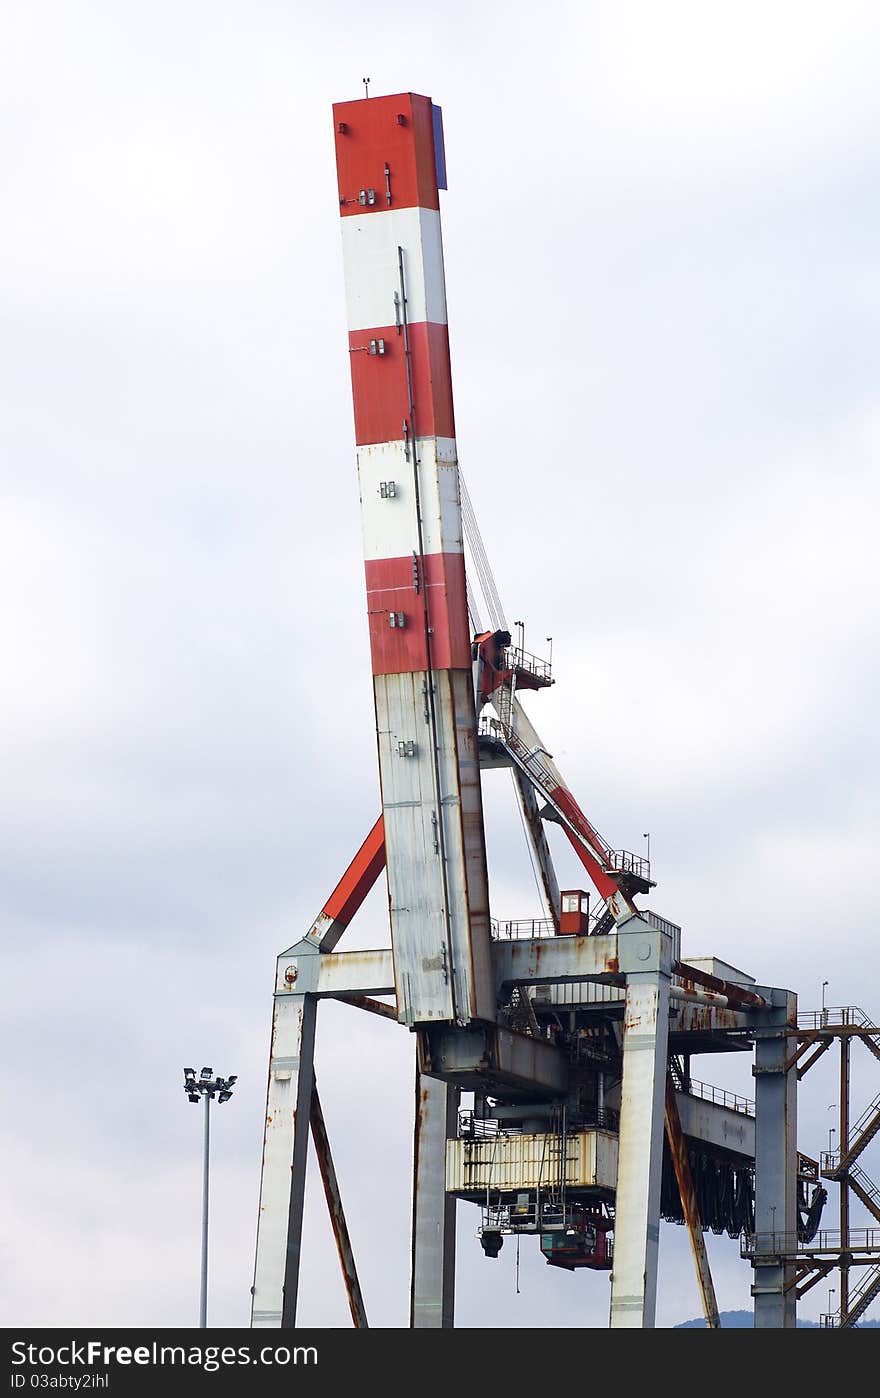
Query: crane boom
333,92,493,1026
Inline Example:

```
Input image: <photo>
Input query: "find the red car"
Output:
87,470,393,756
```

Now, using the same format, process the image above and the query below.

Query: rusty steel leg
609,958,671,1328
410,1068,458,1328
309,1081,368,1328
664,1076,720,1329
250,979,317,1328
752,1011,798,1328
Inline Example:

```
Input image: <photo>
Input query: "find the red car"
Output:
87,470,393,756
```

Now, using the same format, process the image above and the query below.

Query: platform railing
740,1226,880,1259
685,1079,755,1118
797,1005,879,1032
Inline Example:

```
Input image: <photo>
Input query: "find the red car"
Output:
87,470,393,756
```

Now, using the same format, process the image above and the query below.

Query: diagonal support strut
309,1081,368,1328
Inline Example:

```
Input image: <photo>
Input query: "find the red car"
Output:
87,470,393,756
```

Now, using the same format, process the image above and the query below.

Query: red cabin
559,889,591,936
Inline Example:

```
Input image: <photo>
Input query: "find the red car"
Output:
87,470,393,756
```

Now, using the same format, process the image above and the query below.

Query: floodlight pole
184,1068,236,1328
201,1090,211,1328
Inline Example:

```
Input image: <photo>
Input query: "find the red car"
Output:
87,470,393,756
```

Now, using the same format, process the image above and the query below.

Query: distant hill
677,1310,879,1328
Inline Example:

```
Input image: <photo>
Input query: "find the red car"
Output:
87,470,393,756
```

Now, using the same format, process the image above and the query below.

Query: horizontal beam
492,933,621,986
276,946,395,999
676,1090,755,1159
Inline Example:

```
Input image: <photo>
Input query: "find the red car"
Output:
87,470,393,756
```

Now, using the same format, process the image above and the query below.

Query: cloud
2,0,879,1329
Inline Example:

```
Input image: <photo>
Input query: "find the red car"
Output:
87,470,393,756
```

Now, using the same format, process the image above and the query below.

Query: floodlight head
187,1092,200,1104
200,1067,213,1079
226,1075,238,1086
218,1090,232,1104
479,1230,503,1259
184,1068,196,1080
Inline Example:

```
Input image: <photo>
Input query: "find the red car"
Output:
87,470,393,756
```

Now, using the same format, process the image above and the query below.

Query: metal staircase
847,1007,880,1064
823,1261,880,1328
823,1092,880,1176
479,712,650,890
847,1161,880,1225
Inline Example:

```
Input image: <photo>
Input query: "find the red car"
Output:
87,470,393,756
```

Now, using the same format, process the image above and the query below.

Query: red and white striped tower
333,91,493,1027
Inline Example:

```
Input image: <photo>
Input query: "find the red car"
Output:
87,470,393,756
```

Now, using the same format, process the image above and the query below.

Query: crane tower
248,89,880,1331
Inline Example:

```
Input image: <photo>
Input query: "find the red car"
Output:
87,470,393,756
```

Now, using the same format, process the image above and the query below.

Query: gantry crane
248,89,879,1330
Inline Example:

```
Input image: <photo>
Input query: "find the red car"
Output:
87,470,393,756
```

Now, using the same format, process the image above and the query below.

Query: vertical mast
333,92,493,1026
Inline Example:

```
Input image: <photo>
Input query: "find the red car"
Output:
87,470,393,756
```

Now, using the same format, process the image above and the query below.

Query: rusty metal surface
790,1037,832,1077
664,1075,720,1328
278,947,394,998
671,984,731,1010
674,959,767,1010
328,993,399,1020
309,1082,368,1328
492,932,620,988
422,1022,569,1096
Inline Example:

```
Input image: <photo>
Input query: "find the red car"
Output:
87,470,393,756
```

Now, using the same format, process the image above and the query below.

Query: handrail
797,1006,880,1033
490,917,556,941
847,1091,880,1143
685,1079,755,1118
479,717,651,882
504,645,553,684
740,1226,880,1258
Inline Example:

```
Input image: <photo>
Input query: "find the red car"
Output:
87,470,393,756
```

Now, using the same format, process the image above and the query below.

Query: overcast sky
2,0,879,1329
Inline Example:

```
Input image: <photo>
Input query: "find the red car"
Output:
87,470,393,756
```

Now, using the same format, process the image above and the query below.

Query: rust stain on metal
309,1082,368,1328
329,993,399,1020
664,1074,720,1328
674,959,766,1010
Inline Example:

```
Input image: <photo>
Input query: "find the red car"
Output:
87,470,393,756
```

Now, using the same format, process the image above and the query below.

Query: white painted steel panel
684,957,756,986
445,1130,619,1194
610,971,670,1328
492,934,621,988
377,671,455,1023
358,438,464,561
341,207,448,331
675,1091,755,1159
250,990,316,1327
450,667,493,1019
375,669,493,1025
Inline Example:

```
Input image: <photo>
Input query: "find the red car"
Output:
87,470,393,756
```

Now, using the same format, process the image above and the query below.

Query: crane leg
251,984,317,1327
753,1000,798,1327
410,1067,458,1328
609,926,671,1327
